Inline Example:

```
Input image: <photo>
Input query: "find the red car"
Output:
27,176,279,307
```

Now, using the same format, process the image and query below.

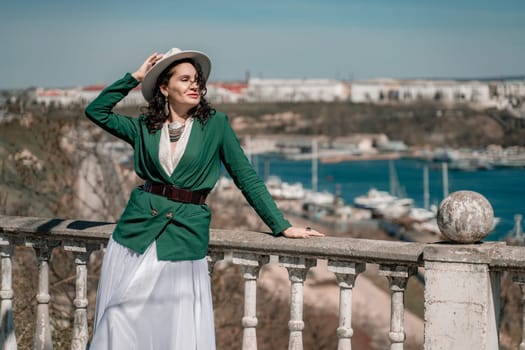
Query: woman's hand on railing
282,226,324,239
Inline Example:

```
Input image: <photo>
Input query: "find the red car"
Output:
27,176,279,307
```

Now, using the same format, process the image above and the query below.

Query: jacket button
151,209,158,216
166,212,173,219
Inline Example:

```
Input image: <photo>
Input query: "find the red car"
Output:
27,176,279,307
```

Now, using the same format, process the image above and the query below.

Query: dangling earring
164,96,170,117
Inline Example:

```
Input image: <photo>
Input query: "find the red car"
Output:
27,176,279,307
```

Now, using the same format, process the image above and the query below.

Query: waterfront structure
1,192,525,349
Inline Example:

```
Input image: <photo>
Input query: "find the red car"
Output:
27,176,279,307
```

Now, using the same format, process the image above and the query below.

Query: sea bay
252,156,525,241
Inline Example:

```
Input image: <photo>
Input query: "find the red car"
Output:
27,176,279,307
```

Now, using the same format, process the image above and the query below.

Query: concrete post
207,251,225,275
63,241,97,350
327,260,365,350
280,256,315,350
424,191,500,350
33,245,53,350
71,251,89,350
511,273,525,350
423,245,501,349
232,253,269,350
379,264,417,350
0,242,16,350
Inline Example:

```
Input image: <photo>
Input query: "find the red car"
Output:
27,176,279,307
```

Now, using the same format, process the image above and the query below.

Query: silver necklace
168,121,185,142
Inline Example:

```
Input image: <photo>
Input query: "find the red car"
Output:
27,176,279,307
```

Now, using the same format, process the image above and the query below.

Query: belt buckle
161,185,168,197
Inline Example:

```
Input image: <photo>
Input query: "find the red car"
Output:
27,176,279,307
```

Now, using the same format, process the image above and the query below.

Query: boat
407,207,436,222
353,188,398,210
266,176,306,200
374,197,414,219
448,158,493,171
354,188,416,219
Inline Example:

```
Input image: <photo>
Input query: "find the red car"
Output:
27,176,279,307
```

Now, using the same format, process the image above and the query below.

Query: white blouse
158,117,194,176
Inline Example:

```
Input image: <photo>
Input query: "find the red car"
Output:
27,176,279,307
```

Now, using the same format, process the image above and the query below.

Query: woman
85,48,323,349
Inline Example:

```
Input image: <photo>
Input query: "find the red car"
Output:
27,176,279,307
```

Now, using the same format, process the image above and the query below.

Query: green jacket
85,73,291,261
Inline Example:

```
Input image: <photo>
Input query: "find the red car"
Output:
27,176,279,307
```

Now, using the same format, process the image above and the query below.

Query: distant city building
206,82,248,103
490,79,525,109
31,85,144,107
350,79,492,106
31,87,79,107
245,78,350,102
86,86,143,106
27,77,524,111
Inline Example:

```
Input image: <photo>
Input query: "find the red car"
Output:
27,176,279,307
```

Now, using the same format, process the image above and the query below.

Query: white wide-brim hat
141,47,212,102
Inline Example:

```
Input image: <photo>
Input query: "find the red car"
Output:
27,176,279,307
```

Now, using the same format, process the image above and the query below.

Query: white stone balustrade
0,239,15,350
512,273,525,350
379,264,417,350
279,256,315,350
327,260,365,350
63,241,98,350
33,244,55,350
231,253,269,350
0,190,524,350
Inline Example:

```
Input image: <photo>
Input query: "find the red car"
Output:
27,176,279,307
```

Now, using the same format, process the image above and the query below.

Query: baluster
379,264,416,350
33,245,54,350
207,251,225,275
520,284,525,350
232,253,269,350
512,273,525,350
327,260,365,350
63,242,97,350
279,256,315,350
0,240,16,350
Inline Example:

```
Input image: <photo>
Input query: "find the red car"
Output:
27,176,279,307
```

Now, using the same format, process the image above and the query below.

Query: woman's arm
84,53,164,144
84,74,141,144
219,116,324,238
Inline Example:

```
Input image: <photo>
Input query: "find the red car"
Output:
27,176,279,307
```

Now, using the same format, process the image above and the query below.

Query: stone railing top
0,215,113,244
1,215,525,269
209,228,424,264
0,215,424,264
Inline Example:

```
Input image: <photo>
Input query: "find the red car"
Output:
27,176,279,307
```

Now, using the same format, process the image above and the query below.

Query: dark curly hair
143,58,215,133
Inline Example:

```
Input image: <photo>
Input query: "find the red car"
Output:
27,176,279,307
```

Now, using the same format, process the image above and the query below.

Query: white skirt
89,237,216,350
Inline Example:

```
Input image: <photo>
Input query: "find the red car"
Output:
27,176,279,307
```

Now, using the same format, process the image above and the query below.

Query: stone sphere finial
437,191,494,243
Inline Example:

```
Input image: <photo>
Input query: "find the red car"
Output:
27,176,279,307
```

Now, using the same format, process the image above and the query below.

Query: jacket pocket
118,188,161,224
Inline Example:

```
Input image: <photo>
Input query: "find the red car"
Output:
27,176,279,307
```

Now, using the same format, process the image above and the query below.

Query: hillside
212,101,525,147
16,99,525,148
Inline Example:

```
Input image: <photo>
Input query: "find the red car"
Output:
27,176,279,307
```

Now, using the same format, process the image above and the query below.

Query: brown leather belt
142,182,208,205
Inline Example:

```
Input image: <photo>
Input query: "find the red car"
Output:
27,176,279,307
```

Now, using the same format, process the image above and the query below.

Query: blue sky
1,0,524,88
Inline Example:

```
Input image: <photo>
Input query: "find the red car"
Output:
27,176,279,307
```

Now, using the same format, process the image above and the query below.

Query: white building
206,82,248,103
491,80,525,98
32,88,80,107
32,85,145,107
246,78,350,102
29,77,524,110
350,79,492,106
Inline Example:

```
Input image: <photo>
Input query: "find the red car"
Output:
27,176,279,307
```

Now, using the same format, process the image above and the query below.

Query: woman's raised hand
131,53,164,82
282,226,324,239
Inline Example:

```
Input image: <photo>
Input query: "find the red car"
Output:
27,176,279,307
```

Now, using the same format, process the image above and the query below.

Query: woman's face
160,62,201,112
